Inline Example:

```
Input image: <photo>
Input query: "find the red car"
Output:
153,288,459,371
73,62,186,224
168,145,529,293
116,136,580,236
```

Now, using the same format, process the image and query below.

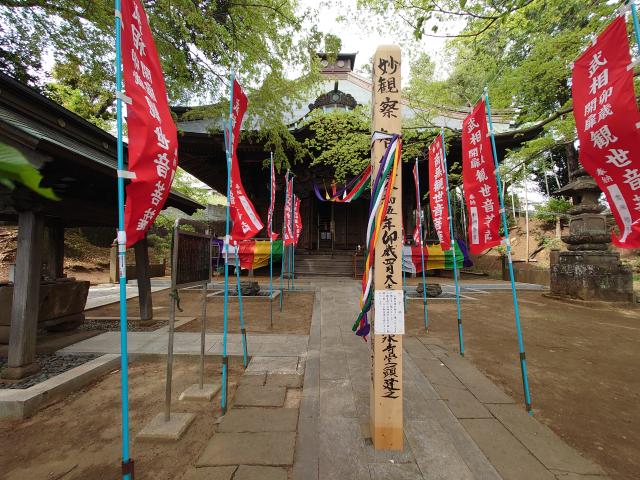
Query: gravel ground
79,318,168,332
0,354,99,389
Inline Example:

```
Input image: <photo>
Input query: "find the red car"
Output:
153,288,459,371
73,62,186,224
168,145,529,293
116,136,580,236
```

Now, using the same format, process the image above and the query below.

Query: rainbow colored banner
224,240,283,270
402,240,472,274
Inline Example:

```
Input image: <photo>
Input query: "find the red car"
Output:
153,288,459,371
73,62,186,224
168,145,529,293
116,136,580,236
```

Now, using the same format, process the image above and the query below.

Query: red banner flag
267,157,278,240
294,196,302,245
462,101,502,254
572,17,640,248
283,177,294,246
228,79,264,241
122,0,177,248
412,162,422,246
428,135,451,251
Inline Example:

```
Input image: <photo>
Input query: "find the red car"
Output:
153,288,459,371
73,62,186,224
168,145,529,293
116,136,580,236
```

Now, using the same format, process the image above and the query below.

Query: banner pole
289,178,295,291
280,171,288,311
485,87,533,414
220,71,235,414
441,128,464,356
292,193,296,291
235,252,248,368
269,152,274,329
114,2,132,477
414,159,428,330
631,1,640,53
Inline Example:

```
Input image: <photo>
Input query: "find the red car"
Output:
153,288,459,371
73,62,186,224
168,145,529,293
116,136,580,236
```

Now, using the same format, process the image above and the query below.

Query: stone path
180,356,305,480
293,278,608,480
59,331,308,357
85,281,168,310
71,278,608,479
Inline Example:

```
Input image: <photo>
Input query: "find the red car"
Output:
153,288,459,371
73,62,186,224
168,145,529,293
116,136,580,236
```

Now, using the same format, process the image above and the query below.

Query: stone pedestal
550,251,634,303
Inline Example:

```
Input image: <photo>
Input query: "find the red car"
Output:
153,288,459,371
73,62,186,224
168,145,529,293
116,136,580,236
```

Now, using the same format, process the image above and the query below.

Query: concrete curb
0,354,120,419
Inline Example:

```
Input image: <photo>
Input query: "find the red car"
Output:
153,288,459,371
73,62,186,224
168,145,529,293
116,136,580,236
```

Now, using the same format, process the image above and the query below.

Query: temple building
175,53,532,253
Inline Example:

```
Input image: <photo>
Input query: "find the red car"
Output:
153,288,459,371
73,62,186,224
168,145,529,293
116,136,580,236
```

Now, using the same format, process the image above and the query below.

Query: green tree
359,0,620,184
301,107,370,182
0,0,337,163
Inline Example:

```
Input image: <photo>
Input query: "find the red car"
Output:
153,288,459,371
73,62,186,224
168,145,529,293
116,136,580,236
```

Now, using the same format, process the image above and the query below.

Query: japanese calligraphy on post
371,45,403,451
428,135,451,250
571,16,640,248
462,101,502,254
121,0,177,247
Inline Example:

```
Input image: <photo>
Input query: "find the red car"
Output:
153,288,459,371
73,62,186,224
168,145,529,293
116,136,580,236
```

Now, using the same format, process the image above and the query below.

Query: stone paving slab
197,432,296,466
433,384,493,419
233,385,286,407
319,416,370,480
487,403,605,475
179,466,236,480
218,407,299,433
238,372,266,386
59,332,309,358
234,466,288,480
412,356,467,390
265,373,303,388
405,419,474,480
246,356,302,375
369,463,423,480
439,354,515,404
320,378,356,418
431,402,502,480
461,418,556,480
403,337,437,359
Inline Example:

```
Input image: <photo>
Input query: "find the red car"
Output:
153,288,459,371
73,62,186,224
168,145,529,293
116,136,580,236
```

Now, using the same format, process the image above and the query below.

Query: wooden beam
370,45,404,451
134,236,153,321
44,222,64,279
3,211,44,379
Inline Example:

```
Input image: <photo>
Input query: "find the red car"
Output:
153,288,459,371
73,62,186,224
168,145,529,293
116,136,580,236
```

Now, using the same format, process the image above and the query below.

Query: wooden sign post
370,45,403,450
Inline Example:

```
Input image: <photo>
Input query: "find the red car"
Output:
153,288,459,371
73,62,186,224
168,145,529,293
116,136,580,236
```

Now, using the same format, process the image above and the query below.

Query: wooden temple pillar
134,236,153,321
3,210,44,379
44,222,64,279
370,45,404,450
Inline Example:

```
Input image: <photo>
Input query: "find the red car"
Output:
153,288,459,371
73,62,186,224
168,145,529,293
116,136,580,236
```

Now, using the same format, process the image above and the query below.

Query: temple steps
293,251,361,277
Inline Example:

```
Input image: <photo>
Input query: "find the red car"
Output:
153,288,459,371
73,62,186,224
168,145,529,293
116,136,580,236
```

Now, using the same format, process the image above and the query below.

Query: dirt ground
87,289,315,335
405,283,640,480
0,356,245,480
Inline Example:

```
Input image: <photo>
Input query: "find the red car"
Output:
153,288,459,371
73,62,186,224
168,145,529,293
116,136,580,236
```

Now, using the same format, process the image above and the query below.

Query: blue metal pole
269,152,274,328
234,252,248,368
485,87,533,414
414,159,429,330
631,1,640,55
114,2,132,478
441,129,464,356
221,71,235,414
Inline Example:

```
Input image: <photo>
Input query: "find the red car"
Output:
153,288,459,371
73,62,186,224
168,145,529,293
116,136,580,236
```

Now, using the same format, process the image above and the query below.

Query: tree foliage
360,0,621,190
301,107,370,182
0,0,336,150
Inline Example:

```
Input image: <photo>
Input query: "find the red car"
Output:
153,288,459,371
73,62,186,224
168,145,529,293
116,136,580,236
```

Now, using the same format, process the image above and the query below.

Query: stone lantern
549,167,634,302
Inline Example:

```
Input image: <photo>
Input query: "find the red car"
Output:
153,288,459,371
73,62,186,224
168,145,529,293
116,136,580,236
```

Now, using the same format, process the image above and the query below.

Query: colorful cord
353,134,402,339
